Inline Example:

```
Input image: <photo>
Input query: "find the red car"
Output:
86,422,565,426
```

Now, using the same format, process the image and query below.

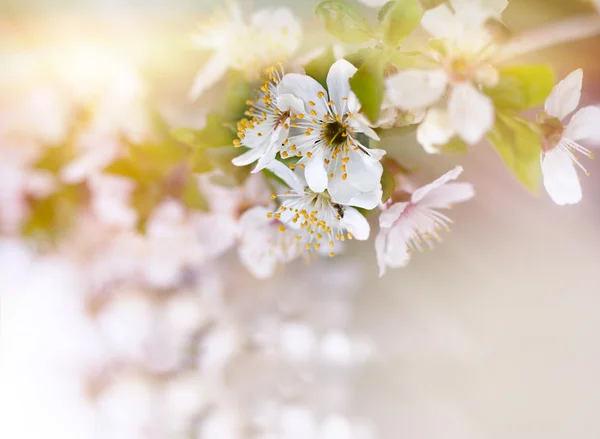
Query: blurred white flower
538,69,600,205
190,2,302,99
375,166,474,276
386,0,505,149
356,0,389,7
277,60,385,205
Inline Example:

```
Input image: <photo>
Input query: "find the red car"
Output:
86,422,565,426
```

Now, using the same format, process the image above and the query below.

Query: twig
497,14,600,62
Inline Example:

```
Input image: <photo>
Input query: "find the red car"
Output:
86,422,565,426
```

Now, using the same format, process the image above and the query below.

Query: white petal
347,187,383,210
231,147,263,167
385,69,448,111
375,226,411,276
350,114,380,141
188,52,229,100
265,160,304,193
545,69,583,120
326,59,358,116
277,94,306,114
421,4,456,39
278,73,328,116
451,0,508,17
448,82,494,145
346,148,383,192
341,207,370,240
237,206,278,279
420,182,475,209
253,140,281,172
305,149,328,193
542,148,582,205
379,202,409,228
564,106,600,143
416,108,455,154
375,230,388,277
411,166,464,204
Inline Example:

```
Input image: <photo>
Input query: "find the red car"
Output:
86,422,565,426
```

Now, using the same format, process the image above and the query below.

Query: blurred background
2,1,600,438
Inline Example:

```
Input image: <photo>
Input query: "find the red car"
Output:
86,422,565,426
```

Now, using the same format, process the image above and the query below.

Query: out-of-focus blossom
277,60,385,204
386,0,505,150
189,2,302,99
356,0,389,7
538,69,600,205
375,166,474,276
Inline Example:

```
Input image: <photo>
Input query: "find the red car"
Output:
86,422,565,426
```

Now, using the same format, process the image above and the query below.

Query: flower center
537,111,564,152
322,121,347,148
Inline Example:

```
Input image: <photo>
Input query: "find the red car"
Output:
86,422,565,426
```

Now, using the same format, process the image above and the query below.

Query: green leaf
205,146,251,185
181,177,209,211
304,47,336,89
377,1,396,22
485,65,555,111
344,48,375,69
428,38,447,56
438,137,468,155
378,0,423,47
380,166,396,202
487,112,543,193
349,53,387,123
315,0,374,44
183,113,237,149
224,70,252,118
131,183,163,233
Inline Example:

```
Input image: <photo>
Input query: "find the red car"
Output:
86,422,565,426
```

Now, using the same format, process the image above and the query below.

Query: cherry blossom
375,166,474,276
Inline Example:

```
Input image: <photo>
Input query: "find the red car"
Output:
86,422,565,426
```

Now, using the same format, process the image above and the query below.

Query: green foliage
380,166,396,202
349,52,387,124
485,65,555,111
344,48,374,69
419,0,446,10
438,137,468,155
315,0,374,44
487,111,543,193
378,0,423,47
304,47,336,89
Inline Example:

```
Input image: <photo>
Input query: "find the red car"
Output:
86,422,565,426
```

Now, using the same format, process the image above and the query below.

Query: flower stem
497,14,600,62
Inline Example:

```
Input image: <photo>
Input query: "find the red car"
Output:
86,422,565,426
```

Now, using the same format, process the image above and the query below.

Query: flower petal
542,148,582,205
375,226,411,277
326,59,358,116
411,166,464,204
421,4,456,39
231,147,263,167
341,207,370,240
349,114,380,141
347,187,382,210
385,69,448,111
416,108,455,154
448,82,494,145
379,202,409,228
545,69,583,121
305,148,328,193
278,73,328,116
564,106,600,143
419,182,475,209
277,93,306,114
345,148,383,192
265,160,304,193
188,52,229,100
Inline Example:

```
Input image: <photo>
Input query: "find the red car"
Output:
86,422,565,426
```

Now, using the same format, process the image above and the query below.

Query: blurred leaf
428,38,447,56
22,183,87,239
485,65,555,110
378,0,423,47
224,70,252,118
315,0,374,44
191,113,237,149
205,146,251,184
304,47,336,89
380,166,396,202
344,48,375,69
487,111,542,193
190,148,215,174
181,177,209,211
34,143,76,174
438,137,468,155
131,183,163,233
349,53,387,123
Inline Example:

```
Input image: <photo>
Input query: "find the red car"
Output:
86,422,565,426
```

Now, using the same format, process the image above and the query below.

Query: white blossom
189,2,302,99
375,166,474,276
277,60,385,205
266,161,372,258
385,0,506,150
539,69,600,205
